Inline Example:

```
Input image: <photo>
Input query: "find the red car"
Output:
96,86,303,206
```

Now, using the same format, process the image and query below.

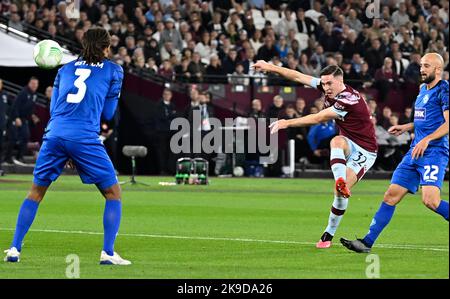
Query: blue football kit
33,59,123,189
391,80,449,193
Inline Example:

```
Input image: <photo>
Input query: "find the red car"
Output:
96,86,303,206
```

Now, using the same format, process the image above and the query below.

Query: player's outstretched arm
411,110,449,159
253,60,319,87
388,122,414,136
269,107,338,134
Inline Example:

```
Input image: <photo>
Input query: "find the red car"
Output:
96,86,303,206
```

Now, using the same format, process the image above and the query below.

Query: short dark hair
320,65,344,77
81,27,111,64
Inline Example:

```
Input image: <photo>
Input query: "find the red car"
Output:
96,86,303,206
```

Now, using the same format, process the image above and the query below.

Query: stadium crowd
0,0,449,175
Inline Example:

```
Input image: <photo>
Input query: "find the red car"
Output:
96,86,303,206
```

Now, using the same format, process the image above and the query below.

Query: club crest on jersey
414,108,426,120
422,94,429,104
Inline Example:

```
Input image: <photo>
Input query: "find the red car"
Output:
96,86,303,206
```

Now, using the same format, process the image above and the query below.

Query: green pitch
0,175,448,278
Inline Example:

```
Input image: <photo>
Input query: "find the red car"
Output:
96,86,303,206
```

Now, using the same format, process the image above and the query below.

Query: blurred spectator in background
307,119,337,165
267,95,285,119
248,99,265,119
399,107,413,125
188,52,206,82
228,62,249,86
365,38,385,73
367,99,379,119
223,49,239,75
319,22,341,52
392,51,409,79
160,18,183,51
374,57,399,102
342,59,359,89
205,54,226,83
29,85,51,146
295,98,306,117
275,9,297,37
155,88,177,175
404,52,422,84
298,53,315,76
8,12,23,31
275,35,289,60
4,77,38,166
0,79,10,174
158,59,175,80
378,105,393,130
359,62,374,89
286,101,310,162
257,36,278,61
296,8,316,36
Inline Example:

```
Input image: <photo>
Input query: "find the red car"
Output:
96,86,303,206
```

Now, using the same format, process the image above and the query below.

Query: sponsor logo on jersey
334,102,346,110
414,108,426,120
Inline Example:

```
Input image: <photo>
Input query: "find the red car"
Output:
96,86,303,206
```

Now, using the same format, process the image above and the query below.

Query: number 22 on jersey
67,68,91,104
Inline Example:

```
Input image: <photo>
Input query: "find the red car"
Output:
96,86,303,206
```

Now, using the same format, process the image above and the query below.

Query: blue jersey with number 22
391,80,449,193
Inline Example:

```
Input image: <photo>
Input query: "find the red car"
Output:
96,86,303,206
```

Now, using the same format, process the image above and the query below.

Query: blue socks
103,199,122,256
435,200,449,221
11,199,40,251
363,202,396,247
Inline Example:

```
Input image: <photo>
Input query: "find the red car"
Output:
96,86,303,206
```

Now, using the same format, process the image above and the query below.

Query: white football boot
4,247,20,262
99,251,131,265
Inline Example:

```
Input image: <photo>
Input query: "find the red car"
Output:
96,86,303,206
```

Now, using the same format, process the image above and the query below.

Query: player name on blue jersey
74,60,105,68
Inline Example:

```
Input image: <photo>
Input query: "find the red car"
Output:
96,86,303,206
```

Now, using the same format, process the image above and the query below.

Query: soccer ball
33,39,63,69
233,166,244,177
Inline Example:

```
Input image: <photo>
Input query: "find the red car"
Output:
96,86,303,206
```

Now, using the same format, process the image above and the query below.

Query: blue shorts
391,147,449,194
33,137,118,190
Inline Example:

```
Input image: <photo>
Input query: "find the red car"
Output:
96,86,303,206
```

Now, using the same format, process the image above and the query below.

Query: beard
421,73,435,84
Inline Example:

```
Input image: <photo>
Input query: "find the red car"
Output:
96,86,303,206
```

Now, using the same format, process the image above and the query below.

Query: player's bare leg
97,183,131,265
316,136,352,248
341,184,408,252
4,183,49,262
329,136,352,197
421,186,449,221
317,167,358,248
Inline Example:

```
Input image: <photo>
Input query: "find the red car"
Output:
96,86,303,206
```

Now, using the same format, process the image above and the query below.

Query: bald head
422,52,444,68
420,52,444,84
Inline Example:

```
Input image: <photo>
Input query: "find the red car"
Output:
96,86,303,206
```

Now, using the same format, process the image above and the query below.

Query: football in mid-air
33,39,63,69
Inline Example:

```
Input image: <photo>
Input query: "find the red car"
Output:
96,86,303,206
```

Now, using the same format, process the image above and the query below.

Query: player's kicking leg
4,183,48,262
96,183,131,265
316,168,358,248
316,136,354,248
316,136,377,248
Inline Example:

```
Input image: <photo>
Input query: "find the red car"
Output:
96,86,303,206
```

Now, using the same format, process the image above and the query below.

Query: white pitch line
0,228,448,252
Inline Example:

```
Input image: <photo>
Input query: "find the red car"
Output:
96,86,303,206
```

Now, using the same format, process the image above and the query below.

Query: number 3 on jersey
67,68,91,103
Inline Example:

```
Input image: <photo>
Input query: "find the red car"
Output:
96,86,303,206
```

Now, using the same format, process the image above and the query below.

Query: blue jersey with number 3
45,59,123,140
